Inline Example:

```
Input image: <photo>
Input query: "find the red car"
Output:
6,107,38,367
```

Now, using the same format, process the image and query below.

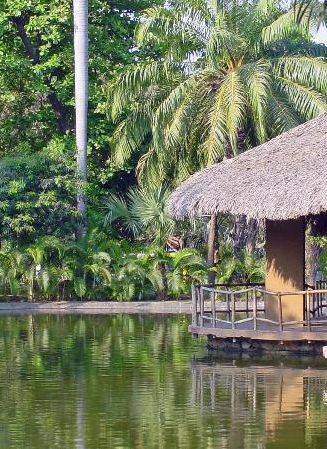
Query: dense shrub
0,231,208,301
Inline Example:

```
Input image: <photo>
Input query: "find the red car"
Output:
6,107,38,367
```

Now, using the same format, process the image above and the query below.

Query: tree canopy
0,0,327,300
0,0,161,184
109,0,327,187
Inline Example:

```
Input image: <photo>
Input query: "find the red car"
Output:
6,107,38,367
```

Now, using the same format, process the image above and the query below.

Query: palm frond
261,7,310,45
274,56,327,93
163,84,203,152
206,11,246,64
110,61,177,120
254,0,279,17
241,61,272,143
111,114,150,168
136,150,168,193
266,89,303,134
293,0,327,28
152,77,195,149
135,4,210,48
276,77,327,118
103,193,141,237
128,186,175,244
200,88,228,164
221,70,247,154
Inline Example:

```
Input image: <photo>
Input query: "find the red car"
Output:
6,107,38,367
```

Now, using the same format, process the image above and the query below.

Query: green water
0,314,327,449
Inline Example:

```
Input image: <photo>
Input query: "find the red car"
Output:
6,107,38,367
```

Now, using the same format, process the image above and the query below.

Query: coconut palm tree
73,0,89,236
109,0,327,280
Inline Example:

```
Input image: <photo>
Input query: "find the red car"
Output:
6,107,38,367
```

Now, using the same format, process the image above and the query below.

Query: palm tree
110,0,327,174
104,184,175,245
73,0,89,236
294,0,326,29
109,0,327,280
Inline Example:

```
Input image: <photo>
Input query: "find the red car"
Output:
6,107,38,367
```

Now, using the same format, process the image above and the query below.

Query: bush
0,140,78,243
0,230,208,301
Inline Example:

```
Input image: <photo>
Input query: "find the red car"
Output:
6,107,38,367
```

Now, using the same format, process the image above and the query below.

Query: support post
207,213,217,285
265,218,305,323
191,284,197,326
231,292,235,329
253,287,257,331
227,292,231,321
211,291,216,327
278,293,283,331
306,290,311,331
246,290,249,317
200,287,204,327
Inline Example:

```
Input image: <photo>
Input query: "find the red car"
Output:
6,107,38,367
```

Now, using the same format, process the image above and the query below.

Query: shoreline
0,299,263,315
0,300,193,315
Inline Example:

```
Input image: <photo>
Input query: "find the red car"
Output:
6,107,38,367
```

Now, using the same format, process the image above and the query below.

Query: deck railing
312,280,327,316
191,283,327,332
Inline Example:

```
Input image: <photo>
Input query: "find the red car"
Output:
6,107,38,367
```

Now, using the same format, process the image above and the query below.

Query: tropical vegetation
0,0,327,300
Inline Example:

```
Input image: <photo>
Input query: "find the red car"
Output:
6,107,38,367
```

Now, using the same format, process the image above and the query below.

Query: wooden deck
190,320,327,341
191,284,327,343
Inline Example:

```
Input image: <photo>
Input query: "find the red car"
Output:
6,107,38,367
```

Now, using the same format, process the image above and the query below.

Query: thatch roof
169,113,327,220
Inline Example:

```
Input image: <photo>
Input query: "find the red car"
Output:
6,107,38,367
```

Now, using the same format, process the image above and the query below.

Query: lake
0,314,327,449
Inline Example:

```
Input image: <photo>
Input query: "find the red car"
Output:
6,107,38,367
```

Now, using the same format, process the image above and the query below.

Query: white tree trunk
73,0,88,233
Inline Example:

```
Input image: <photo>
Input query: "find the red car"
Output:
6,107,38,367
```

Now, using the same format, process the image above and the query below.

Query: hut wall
265,218,305,322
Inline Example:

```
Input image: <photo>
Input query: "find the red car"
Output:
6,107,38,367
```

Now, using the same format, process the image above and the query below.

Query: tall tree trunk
207,213,217,285
232,215,247,258
245,218,258,254
232,215,259,257
73,0,89,237
157,262,169,301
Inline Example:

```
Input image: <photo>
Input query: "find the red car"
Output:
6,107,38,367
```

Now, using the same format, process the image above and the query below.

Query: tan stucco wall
265,218,305,322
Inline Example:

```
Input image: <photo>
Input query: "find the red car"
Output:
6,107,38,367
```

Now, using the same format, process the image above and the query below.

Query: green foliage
314,236,327,276
0,230,207,301
104,184,175,244
0,0,163,187
109,0,327,186
0,0,318,301
212,244,265,284
0,143,78,242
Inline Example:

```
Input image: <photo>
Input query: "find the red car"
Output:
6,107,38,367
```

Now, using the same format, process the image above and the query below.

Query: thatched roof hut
169,113,327,221
169,113,327,323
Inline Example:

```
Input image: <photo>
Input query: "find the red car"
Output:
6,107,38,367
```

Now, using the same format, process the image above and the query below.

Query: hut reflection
191,359,327,448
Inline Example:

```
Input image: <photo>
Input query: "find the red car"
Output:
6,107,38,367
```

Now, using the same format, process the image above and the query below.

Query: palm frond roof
169,113,327,220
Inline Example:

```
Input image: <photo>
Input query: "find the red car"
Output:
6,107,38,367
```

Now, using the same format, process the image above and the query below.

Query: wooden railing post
231,292,235,329
191,284,197,326
306,290,311,331
278,293,283,332
246,290,249,317
253,287,257,331
211,290,216,327
227,292,231,321
200,287,204,327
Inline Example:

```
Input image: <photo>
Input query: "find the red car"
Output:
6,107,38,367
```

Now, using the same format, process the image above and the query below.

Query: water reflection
191,357,327,448
75,377,86,449
0,314,327,449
